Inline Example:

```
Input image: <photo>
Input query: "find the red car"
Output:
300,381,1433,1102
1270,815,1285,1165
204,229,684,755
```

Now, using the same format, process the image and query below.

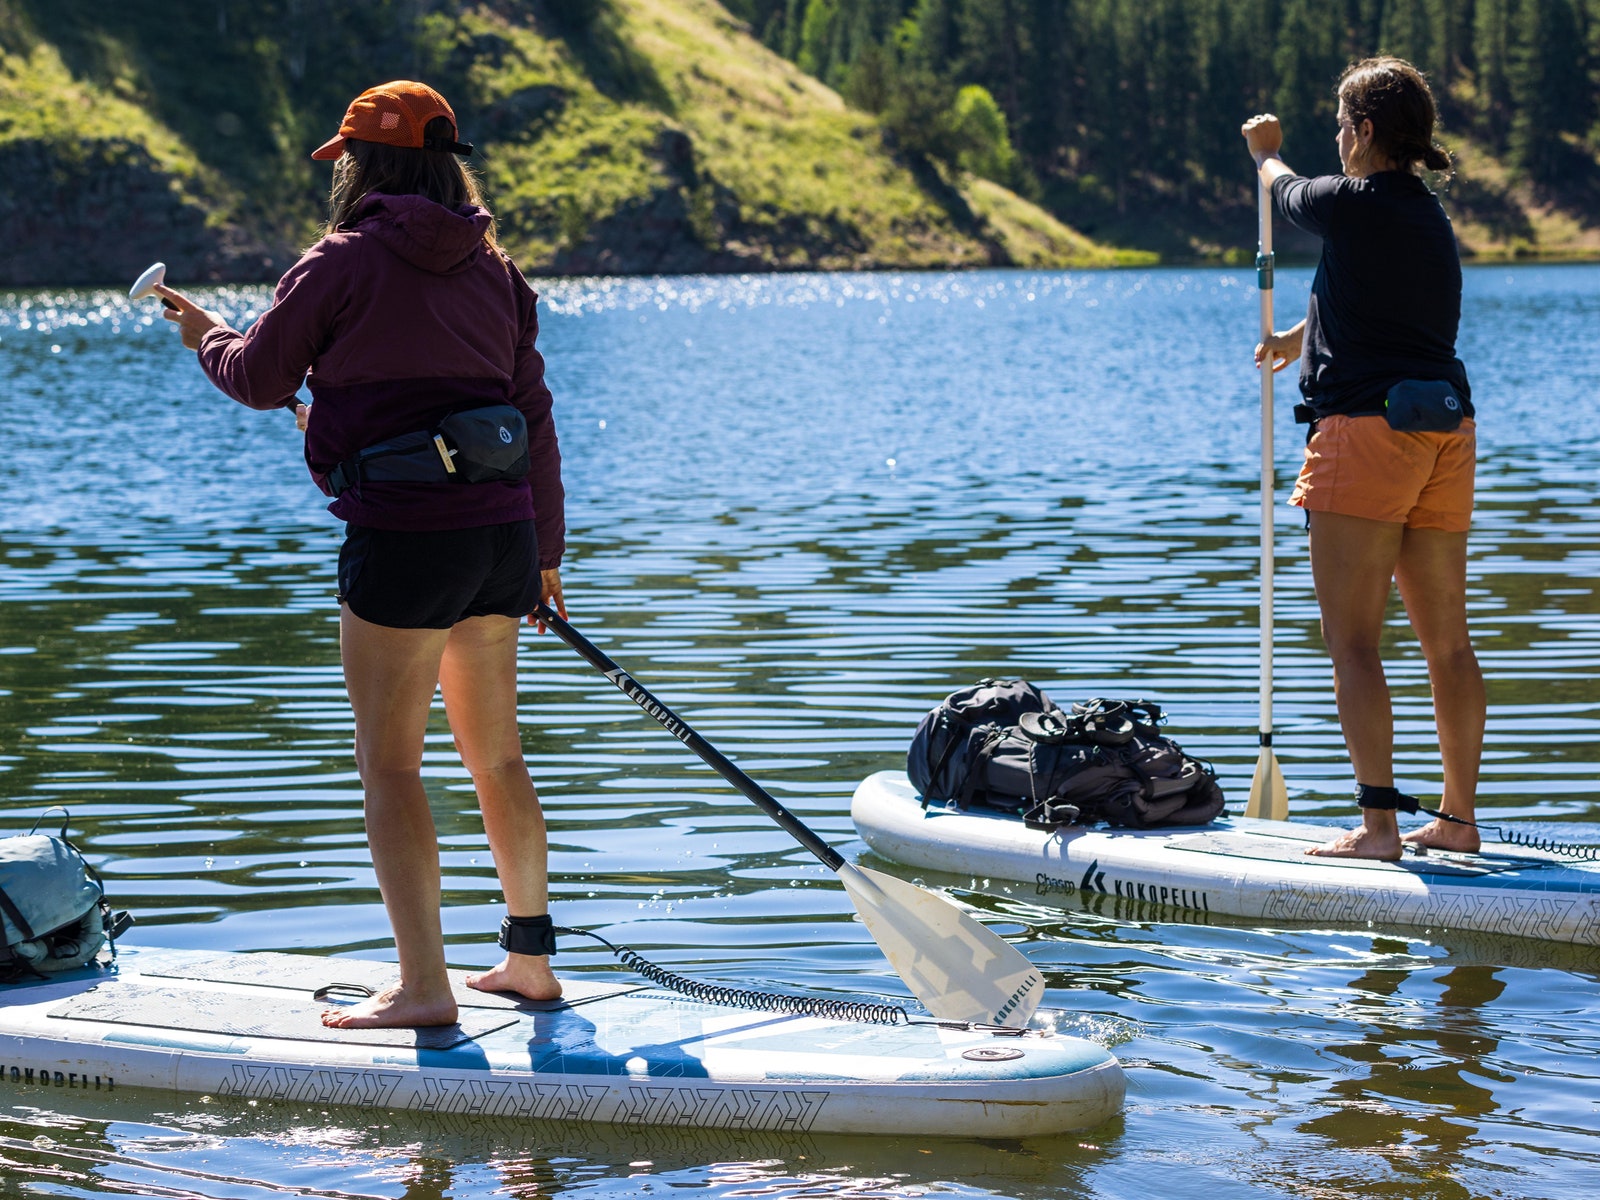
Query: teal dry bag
0,809,130,981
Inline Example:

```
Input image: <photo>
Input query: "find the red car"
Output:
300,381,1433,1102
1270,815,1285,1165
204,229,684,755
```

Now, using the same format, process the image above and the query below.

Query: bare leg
439,615,562,1002
323,607,459,1029
1303,510,1408,861
1395,527,1483,852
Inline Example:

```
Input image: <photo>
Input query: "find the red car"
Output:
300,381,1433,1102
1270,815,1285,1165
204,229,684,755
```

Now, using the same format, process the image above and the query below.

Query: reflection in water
1296,963,1509,1200
3,1088,1111,1198
3,267,1599,1198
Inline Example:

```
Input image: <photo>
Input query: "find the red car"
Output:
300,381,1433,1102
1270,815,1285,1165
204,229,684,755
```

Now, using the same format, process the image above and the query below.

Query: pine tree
1149,0,1202,191
1272,0,1344,175
1018,0,1074,166
798,0,839,77
1380,0,1433,75
904,0,959,71
783,0,809,60
1474,0,1512,151
1508,0,1589,184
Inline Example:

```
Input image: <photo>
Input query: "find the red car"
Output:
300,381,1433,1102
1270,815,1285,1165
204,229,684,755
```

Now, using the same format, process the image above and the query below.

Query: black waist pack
326,404,529,498
1384,379,1464,432
907,685,1225,830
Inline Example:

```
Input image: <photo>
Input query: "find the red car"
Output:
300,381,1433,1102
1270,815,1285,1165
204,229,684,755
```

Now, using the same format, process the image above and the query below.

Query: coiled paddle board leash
1359,785,1600,861
1430,813,1600,861
555,926,910,1025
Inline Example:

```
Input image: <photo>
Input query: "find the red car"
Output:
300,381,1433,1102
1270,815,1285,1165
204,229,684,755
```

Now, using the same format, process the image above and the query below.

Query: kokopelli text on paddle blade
989,973,1039,1026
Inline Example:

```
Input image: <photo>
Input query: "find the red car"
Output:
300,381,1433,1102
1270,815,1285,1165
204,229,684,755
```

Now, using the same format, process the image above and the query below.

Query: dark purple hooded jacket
197,192,564,567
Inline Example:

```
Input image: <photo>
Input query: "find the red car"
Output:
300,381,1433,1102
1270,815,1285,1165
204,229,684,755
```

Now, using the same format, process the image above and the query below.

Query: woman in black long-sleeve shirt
1243,57,1484,861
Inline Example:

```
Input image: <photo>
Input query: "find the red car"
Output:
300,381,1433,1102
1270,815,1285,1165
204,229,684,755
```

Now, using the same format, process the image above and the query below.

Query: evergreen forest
728,0,1600,251
2,0,1596,282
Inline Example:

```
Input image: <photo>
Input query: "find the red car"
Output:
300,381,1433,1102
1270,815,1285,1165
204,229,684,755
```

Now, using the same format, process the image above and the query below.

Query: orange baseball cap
310,80,473,160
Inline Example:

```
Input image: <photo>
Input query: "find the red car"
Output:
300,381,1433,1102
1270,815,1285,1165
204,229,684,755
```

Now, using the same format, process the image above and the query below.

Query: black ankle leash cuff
499,914,557,957
1354,784,1420,813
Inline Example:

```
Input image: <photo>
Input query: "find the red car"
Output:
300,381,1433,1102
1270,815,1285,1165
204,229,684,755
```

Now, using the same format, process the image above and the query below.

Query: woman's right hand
1255,323,1304,373
530,568,566,633
154,284,228,351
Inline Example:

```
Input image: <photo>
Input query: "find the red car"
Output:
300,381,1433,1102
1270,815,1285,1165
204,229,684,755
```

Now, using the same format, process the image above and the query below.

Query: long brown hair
1337,57,1452,177
322,116,504,255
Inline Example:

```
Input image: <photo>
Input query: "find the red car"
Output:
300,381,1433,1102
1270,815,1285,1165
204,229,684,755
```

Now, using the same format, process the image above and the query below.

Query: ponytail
1421,142,1452,174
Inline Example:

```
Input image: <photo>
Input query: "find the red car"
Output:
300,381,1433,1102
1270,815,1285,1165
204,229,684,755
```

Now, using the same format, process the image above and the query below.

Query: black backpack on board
906,679,1057,807
907,681,1226,830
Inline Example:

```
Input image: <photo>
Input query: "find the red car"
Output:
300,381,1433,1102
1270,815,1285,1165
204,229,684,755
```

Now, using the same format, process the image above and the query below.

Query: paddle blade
837,862,1044,1028
1245,749,1288,821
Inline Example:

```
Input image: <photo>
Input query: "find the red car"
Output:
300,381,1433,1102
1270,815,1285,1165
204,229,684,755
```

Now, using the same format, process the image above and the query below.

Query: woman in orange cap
157,81,565,1027
1243,57,1484,861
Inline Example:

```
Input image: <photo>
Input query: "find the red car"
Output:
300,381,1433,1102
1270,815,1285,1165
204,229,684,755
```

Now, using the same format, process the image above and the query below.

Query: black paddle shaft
535,606,847,872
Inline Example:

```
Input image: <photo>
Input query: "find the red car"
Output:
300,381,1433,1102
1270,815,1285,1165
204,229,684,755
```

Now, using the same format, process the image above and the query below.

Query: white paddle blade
1246,749,1288,821
129,262,167,300
838,862,1043,1028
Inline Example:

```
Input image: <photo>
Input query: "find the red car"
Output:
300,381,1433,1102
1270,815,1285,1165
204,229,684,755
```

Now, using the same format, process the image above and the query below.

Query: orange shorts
1289,414,1476,532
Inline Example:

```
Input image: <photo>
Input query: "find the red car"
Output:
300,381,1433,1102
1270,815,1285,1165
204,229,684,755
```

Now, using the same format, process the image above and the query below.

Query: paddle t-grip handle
129,261,179,310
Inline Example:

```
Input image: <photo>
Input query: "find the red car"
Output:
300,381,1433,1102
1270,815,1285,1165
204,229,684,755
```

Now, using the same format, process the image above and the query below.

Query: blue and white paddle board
0,945,1123,1136
852,771,1600,945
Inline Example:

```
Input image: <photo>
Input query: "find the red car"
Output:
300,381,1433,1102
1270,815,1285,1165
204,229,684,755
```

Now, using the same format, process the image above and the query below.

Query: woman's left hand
154,284,227,351
1241,113,1283,164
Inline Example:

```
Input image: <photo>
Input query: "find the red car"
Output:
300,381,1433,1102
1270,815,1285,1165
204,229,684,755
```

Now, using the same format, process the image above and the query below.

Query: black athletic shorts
337,520,541,630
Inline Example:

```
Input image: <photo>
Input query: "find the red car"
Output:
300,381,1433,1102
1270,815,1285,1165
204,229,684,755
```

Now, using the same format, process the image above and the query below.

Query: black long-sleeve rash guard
1273,170,1473,423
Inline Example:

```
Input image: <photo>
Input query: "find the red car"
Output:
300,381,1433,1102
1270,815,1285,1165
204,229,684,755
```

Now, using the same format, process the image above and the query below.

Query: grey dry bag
1,809,130,981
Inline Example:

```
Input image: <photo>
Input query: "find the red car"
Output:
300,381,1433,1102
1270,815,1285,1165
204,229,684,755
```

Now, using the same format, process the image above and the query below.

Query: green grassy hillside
0,0,1140,285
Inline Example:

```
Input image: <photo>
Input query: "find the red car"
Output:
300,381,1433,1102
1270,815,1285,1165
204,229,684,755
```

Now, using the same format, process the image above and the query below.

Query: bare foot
1306,825,1403,861
320,983,459,1029
466,954,562,1002
1401,818,1480,855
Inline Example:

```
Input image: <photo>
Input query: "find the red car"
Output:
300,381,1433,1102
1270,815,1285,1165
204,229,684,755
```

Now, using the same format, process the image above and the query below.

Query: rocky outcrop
0,138,294,287
547,127,880,274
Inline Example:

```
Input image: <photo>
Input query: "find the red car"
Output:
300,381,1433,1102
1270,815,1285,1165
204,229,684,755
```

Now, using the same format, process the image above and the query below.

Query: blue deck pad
509,990,1112,1084
47,983,519,1049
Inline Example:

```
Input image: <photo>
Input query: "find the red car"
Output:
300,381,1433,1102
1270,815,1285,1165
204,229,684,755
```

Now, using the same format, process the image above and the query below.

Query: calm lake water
2,264,1598,1199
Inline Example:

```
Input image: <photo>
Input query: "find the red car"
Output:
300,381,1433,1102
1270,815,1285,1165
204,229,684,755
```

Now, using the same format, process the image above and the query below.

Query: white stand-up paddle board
0,945,1123,1136
852,771,1600,945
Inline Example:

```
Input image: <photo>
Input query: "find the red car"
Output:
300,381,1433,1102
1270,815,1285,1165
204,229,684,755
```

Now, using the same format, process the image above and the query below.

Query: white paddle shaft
1256,177,1275,742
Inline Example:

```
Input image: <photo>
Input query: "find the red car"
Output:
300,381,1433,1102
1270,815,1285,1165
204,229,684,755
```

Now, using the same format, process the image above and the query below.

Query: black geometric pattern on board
1260,884,1593,943
210,1063,833,1131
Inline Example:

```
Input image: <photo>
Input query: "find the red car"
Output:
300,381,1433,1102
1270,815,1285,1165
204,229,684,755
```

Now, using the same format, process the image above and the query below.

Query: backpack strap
0,882,35,942
958,728,1006,810
921,712,968,808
